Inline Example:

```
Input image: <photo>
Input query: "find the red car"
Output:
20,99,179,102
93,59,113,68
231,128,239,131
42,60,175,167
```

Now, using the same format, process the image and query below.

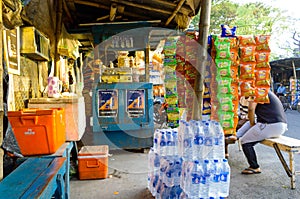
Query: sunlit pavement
70,110,300,199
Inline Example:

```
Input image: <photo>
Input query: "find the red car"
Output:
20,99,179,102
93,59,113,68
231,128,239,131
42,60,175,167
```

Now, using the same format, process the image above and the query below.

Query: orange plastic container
7,108,66,156
78,145,109,180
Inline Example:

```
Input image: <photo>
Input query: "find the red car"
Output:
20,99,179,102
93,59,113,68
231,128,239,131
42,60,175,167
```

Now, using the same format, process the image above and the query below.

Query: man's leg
242,141,260,169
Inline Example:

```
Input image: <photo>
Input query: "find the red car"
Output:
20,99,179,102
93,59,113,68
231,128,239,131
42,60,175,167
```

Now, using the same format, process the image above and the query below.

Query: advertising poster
3,27,20,75
127,89,145,117
98,89,118,117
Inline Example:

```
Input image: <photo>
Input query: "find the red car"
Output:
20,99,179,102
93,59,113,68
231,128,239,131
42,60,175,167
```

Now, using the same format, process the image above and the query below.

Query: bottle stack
148,120,231,199
148,129,183,199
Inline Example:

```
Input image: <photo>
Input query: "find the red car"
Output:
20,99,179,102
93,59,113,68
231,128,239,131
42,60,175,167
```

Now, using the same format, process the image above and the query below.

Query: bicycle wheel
279,96,289,112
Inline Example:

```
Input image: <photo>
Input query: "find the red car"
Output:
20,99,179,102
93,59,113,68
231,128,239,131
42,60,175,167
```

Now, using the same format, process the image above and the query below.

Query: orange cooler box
78,145,109,180
7,108,66,156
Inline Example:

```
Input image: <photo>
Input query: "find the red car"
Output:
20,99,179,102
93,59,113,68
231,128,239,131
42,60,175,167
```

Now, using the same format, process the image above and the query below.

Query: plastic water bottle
148,147,155,170
166,130,174,156
173,158,182,186
182,161,193,196
193,122,204,160
179,191,188,199
161,184,171,199
153,129,161,153
203,122,213,159
180,161,187,192
200,159,210,199
149,173,159,196
165,160,175,187
189,160,201,198
172,130,179,156
209,159,221,198
155,179,163,199
178,120,186,157
160,157,168,181
213,121,225,160
183,123,193,160
160,131,167,156
219,159,230,197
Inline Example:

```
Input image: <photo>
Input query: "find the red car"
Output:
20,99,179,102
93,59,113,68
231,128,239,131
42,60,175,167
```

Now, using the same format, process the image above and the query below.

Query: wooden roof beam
165,0,186,26
74,0,146,20
63,0,74,23
110,0,173,15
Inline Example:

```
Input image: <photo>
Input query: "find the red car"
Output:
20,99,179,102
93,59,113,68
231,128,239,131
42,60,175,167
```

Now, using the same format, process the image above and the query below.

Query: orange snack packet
255,51,270,63
238,35,256,46
240,46,256,62
255,35,271,52
255,69,271,87
255,87,270,104
256,62,271,69
240,62,255,80
240,80,255,97
255,35,270,45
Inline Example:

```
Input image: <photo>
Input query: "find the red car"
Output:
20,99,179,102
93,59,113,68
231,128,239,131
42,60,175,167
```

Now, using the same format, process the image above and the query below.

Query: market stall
0,0,207,182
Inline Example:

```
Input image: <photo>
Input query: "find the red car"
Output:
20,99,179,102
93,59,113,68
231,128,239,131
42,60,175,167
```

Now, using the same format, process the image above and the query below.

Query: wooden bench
0,142,75,198
261,135,300,189
0,157,67,198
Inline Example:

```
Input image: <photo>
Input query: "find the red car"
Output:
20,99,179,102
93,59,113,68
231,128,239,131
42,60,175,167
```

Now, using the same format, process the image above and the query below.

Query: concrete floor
70,110,300,199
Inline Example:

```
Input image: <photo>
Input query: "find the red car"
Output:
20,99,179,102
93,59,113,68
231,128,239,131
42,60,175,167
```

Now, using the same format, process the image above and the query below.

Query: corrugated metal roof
270,57,300,72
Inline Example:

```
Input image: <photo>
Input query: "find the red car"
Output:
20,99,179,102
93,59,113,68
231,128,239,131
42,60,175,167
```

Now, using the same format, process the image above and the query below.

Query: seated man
276,83,286,97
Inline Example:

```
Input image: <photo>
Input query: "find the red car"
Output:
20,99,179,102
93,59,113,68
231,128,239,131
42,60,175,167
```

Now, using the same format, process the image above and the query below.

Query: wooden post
192,0,211,120
292,60,297,80
0,0,4,180
54,0,63,77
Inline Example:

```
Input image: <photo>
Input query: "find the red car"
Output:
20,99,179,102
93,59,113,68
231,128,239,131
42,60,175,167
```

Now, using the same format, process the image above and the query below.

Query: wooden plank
261,136,300,151
0,158,53,198
50,142,73,157
21,157,66,199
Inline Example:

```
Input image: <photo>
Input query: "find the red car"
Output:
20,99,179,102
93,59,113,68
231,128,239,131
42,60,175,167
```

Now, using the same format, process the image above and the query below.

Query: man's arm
248,100,257,126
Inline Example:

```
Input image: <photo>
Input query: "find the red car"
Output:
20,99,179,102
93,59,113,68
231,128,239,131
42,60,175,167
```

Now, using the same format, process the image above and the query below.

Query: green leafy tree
191,0,288,59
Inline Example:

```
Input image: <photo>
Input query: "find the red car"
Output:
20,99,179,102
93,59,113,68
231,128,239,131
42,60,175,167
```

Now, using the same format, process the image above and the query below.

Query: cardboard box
78,145,109,180
7,108,66,156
